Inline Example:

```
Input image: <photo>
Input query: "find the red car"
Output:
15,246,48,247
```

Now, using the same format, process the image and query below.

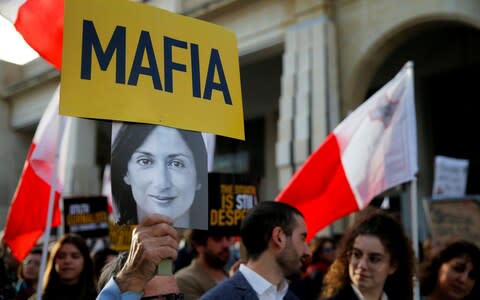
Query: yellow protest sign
208,173,259,235
108,220,135,252
60,0,244,140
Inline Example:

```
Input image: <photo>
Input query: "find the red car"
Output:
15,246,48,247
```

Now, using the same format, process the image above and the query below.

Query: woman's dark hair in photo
111,123,207,225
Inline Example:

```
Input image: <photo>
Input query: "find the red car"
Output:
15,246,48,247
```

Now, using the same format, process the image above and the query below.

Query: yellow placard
108,220,135,252
60,0,244,140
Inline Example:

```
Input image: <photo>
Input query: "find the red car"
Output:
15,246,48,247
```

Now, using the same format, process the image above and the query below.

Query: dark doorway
369,23,480,199
425,65,480,194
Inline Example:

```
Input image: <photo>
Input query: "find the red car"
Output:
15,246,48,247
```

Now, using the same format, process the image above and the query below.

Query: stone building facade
1,0,480,240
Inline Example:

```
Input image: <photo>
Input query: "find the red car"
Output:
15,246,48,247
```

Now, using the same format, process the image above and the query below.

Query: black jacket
322,284,360,300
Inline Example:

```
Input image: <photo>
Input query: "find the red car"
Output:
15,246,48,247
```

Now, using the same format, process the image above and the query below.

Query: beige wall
188,0,480,238
2,0,480,234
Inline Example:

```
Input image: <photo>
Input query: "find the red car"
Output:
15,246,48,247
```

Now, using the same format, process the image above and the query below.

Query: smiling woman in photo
111,123,208,229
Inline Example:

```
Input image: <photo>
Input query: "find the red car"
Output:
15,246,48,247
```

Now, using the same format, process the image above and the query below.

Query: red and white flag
0,0,63,69
277,62,418,240
3,87,67,261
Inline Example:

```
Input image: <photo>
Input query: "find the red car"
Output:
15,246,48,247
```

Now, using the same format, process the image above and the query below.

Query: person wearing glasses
97,214,183,300
420,240,480,300
15,247,43,300
320,208,415,300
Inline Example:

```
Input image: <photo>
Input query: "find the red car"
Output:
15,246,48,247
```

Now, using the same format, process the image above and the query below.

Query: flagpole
36,116,66,300
410,178,420,300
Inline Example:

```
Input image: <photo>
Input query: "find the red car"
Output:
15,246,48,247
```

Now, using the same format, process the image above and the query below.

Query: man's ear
271,226,286,249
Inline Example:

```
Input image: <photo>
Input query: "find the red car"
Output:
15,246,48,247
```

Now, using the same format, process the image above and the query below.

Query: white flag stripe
335,62,417,208
0,1,39,65
30,85,69,191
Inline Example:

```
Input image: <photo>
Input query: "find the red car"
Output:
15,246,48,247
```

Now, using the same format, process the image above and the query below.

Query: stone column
276,16,340,190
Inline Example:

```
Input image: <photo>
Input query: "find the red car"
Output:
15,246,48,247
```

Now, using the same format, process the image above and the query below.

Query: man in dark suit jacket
200,201,311,300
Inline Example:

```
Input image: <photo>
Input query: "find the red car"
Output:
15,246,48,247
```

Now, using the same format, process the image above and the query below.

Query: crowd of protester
1,205,479,300
0,235,117,300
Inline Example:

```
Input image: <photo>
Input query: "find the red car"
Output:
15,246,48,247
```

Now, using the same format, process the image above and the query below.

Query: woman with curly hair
320,208,415,300
420,240,480,300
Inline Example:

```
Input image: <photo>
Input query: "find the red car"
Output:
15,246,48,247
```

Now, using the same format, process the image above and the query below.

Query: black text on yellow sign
80,20,232,105
61,0,244,140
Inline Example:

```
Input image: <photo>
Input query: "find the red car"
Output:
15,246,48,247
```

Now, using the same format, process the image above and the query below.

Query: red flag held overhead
0,0,63,69
277,62,418,241
3,88,66,261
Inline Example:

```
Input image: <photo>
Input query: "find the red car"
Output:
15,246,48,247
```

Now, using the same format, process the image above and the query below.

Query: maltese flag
3,87,69,261
277,62,418,241
0,0,63,68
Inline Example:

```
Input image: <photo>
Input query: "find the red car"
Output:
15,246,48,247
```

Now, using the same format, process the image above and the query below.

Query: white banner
432,155,469,199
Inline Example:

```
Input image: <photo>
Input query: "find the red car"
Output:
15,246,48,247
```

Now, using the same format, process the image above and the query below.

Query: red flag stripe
277,63,417,240
3,144,61,261
14,0,63,69
277,134,358,241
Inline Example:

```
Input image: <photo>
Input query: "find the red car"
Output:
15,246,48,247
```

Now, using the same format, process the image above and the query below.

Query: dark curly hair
420,240,480,300
321,208,415,300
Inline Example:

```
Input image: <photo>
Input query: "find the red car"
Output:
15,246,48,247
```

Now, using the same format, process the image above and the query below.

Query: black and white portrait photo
111,122,208,229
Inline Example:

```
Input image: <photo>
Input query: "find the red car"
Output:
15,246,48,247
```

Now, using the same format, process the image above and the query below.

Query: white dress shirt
238,264,289,300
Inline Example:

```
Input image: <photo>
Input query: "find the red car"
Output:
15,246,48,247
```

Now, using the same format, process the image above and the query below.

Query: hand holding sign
60,0,245,284
115,214,178,292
